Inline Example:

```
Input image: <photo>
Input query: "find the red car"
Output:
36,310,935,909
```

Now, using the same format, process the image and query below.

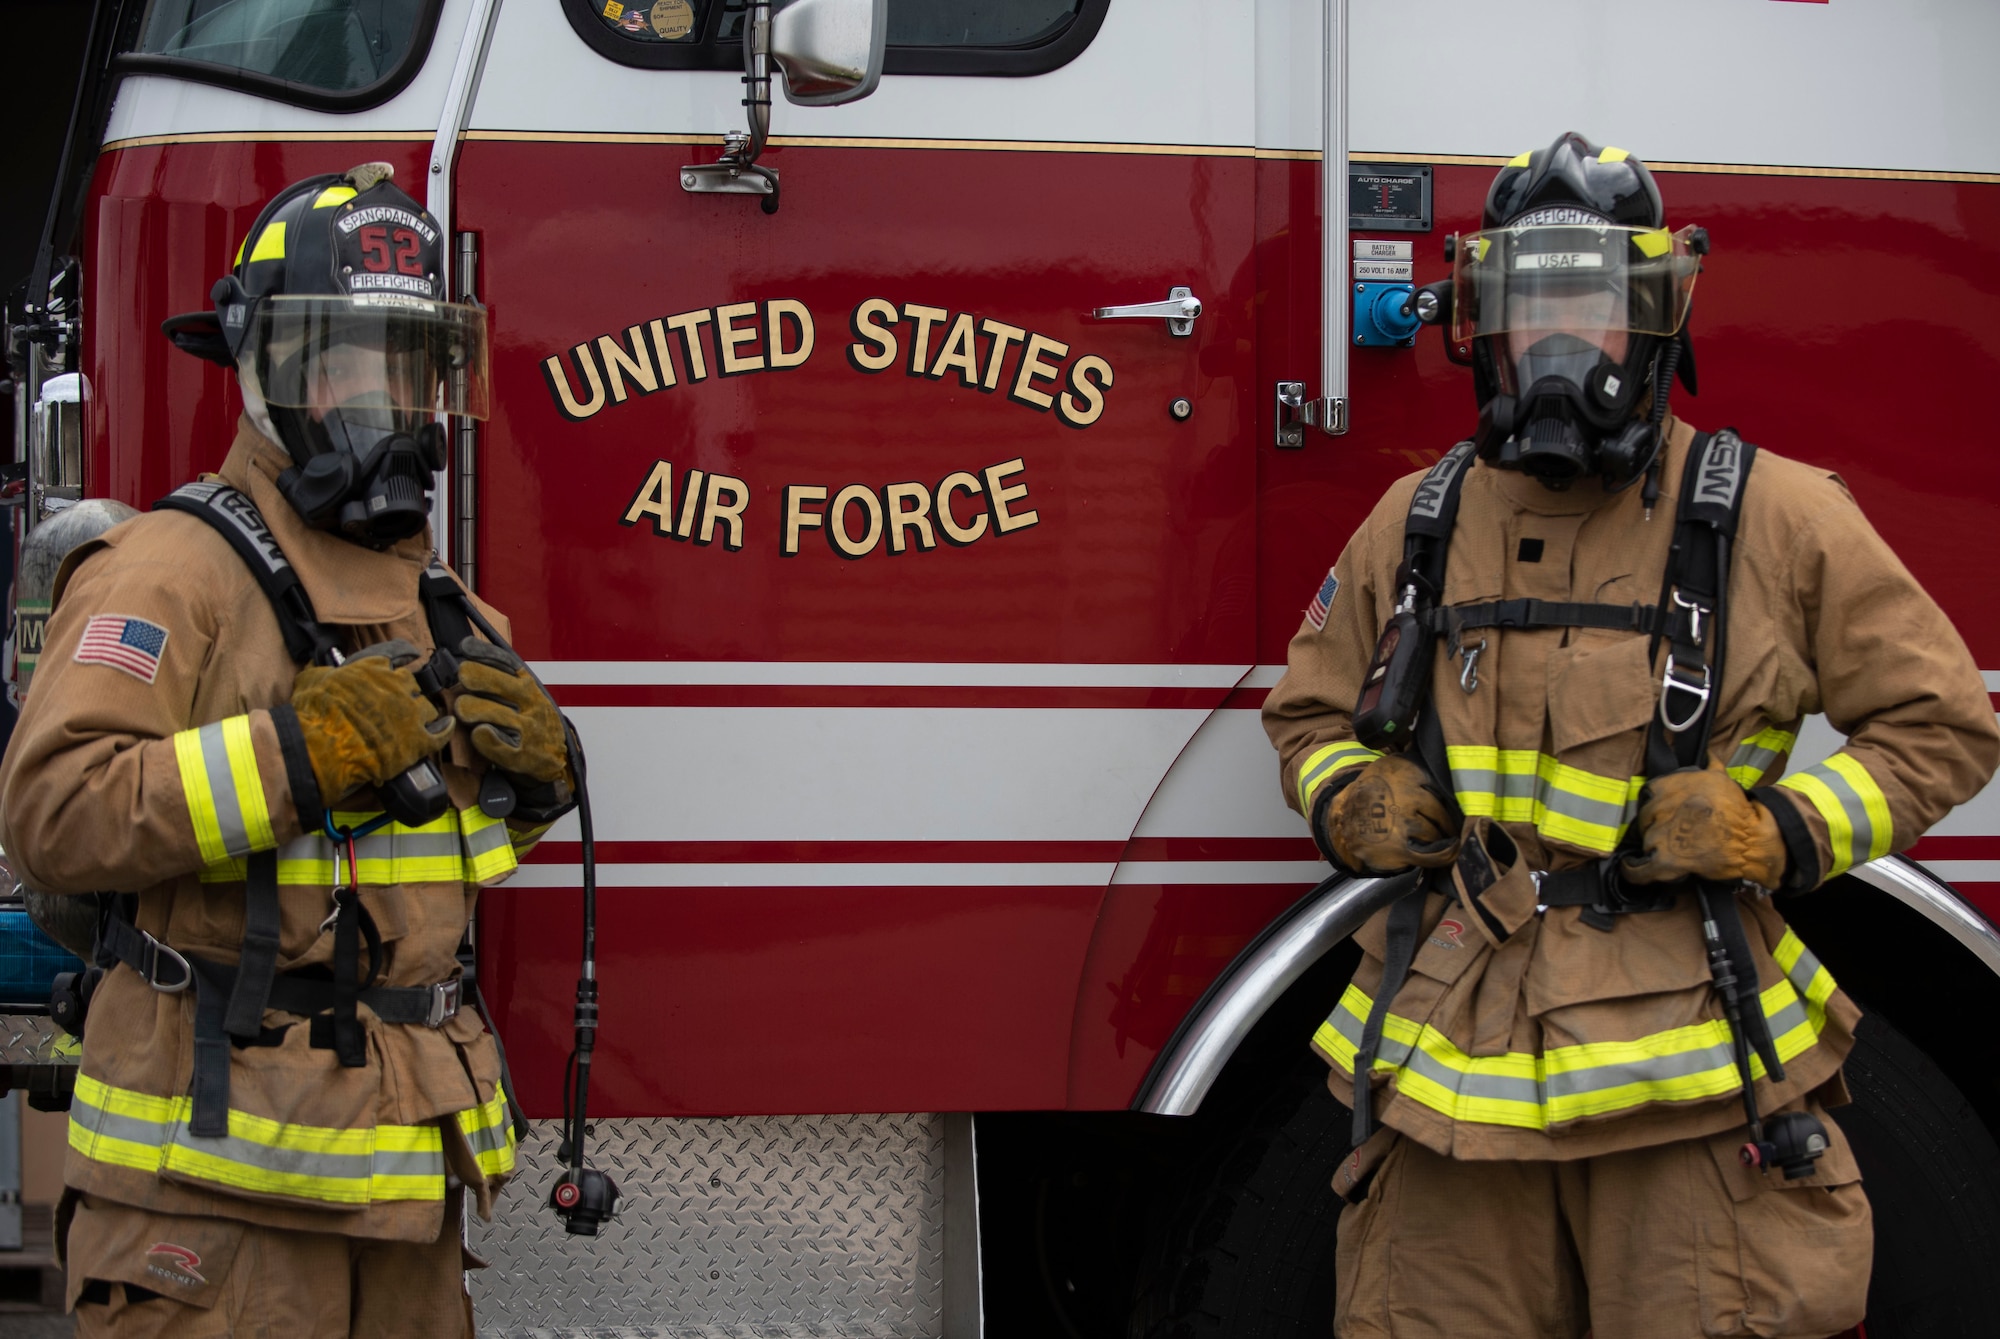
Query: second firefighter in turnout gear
1264,133,1999,1337
0,164,573,1337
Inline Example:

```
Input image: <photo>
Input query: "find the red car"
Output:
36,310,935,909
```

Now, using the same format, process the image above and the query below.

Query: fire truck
5,0,1999,1333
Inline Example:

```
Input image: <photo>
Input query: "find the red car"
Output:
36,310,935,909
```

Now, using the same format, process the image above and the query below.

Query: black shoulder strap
154,483,340,667
1644,429,1757,775
1401,440,1477,599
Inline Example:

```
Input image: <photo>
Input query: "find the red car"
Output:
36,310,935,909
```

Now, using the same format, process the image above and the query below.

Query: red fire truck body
15,0,2000,1331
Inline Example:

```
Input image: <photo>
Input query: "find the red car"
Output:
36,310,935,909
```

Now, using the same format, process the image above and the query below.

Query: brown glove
1621,767,1787,888
452,637,570,783
1322,754,1460,874
291,640,454,804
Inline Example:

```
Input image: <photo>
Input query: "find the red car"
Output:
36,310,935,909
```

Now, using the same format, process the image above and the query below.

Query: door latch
1091,286,1201,337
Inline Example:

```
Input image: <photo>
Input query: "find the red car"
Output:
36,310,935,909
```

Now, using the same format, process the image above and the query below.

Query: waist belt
99,893,461,1137
1535,859,1682,932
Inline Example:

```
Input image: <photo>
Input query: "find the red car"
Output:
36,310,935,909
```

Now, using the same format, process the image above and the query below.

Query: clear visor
245,294,490,420
1450,224,1701,347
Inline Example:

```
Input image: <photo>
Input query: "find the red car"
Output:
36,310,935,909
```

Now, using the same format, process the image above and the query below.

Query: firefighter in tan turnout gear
0,165,574,1336
1264,134,2000,1337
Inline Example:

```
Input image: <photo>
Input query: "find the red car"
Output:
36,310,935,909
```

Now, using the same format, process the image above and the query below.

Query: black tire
1833,1008,2000,1339
1128,1011,2000,1339
1127,1051,1346,1339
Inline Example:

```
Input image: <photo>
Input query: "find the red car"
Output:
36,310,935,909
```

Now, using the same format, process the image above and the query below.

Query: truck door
456,0,1261,1115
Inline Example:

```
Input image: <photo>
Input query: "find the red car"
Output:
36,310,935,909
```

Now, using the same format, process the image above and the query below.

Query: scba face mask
1455,215,1700,489
193,165,491,545
239,294,488,542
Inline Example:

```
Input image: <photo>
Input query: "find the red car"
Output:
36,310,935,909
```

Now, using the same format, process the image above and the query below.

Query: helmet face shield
245,294,490,430
1451,223,1700,350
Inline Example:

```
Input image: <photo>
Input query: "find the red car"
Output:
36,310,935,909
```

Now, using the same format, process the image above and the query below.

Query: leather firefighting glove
453,637,572,784
1321,754,1460,874
291,639,454,803
1621,766,1788,888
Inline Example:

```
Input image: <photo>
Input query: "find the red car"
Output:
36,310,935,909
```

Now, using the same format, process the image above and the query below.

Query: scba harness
58,482,559,1139
1336,431,1830,1178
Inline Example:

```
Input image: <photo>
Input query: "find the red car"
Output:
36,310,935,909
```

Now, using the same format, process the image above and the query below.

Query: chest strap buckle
1659,656,1712,732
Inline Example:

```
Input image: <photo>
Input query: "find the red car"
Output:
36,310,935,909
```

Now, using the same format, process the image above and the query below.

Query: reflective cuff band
455,1083,518,1180
1296,740,1381,812
1446,746,1645,855
1312,927,1835,1131
1726,725,1799,788
68,1072,445,1207
173,716,279,865
1775,753,1893,876
197,806,520,887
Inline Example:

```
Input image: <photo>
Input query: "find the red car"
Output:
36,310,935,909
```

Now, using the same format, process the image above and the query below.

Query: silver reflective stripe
198,722,254,859
1727,737,1791,781
1323,1000,1545,1107
1811,765,1881,871
72,1090,440,1187
462,818,512,862
1450,761,1637,831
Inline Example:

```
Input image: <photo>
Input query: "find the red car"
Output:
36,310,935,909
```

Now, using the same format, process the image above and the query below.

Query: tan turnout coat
0,421,535,1242
1264,418,1999,1161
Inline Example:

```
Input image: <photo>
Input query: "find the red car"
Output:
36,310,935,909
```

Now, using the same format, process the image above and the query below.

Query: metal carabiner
319,826,361,934
1658,655,1713,732
1458,637,1487,695
1671,588,1709,647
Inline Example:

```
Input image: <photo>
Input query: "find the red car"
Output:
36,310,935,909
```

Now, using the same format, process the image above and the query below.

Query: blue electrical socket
1354,281,1419,348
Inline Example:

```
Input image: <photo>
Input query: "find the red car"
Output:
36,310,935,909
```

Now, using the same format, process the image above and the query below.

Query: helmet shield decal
246,295,490,422
329,197,444,299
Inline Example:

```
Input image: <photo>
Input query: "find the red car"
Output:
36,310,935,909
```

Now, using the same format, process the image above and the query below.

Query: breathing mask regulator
165,163,490,546
1449,134,1705,494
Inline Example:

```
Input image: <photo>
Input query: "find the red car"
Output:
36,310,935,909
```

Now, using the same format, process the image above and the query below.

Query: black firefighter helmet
1454,132,1704,491
163,163,490,544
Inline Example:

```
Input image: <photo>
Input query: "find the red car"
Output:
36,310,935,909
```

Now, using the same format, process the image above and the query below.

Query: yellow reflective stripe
1447,746,1645,854
174,728,229,866
196,807,511,885
1314,968,1828,1132
70,1073,445,1207
312,185,357,208
247,220,286,263
222,716,277,853
1599,146,1630,163
461,806,520,884
455,1083,518,1179
1295,740,1381,811
1826,754,1893,862
508,821,554,859
1508,151,1532,167
1777,753,1893,875
173,716,276,864
1726,725,1798,787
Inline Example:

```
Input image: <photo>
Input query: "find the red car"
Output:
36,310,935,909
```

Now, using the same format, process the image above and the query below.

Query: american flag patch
74,614,169,683
1306,568,1339,630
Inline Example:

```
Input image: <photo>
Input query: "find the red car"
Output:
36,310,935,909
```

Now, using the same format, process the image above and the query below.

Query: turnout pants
61,1190,477,1339
1332,1103,1872,1339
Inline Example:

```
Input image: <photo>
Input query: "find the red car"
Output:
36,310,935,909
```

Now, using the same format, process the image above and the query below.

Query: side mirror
771,0,887,107
681,0,887,211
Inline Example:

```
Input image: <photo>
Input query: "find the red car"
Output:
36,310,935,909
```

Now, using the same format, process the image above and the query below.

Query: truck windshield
132,0,430,97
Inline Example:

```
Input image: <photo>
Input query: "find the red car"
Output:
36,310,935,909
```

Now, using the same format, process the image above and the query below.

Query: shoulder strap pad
1401,440,1478,598
1678,428,1755,537
154,483,335,666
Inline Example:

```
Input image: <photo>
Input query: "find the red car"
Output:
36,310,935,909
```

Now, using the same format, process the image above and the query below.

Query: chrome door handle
1091,286,1202,337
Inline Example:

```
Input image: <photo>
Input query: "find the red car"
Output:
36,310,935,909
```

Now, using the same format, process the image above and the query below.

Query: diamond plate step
469,1113,950,1338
